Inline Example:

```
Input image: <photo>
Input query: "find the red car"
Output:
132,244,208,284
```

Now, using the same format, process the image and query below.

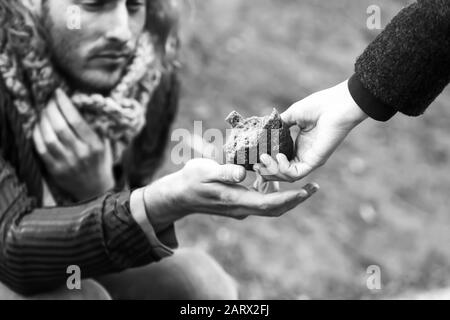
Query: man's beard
48,37,126,94
40,7,127,94
45,36,126,94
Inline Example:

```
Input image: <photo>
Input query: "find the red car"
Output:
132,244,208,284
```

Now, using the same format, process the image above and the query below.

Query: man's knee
35,280,111,300
69,279,111,300
97,248,238,300
0,280,111,300
0,281,26,300
171,248,238,300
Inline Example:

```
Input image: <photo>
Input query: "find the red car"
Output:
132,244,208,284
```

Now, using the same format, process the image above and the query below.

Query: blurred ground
156,0,450,299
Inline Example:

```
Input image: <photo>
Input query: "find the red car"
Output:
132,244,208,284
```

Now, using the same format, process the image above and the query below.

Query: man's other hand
33,89,115,201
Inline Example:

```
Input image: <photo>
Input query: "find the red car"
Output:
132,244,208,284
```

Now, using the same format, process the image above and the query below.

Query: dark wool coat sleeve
348,0,450,121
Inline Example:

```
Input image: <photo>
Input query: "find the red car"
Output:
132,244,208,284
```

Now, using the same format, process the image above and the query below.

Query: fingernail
234,167,244,181
304,183,320,195
278,152,288,159
56,88,66,100
260,154,271,164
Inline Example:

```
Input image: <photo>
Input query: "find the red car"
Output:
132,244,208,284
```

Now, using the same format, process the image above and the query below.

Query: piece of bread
224,108,294,170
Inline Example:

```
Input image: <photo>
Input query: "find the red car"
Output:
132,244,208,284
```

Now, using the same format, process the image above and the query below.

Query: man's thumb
211,164,247,184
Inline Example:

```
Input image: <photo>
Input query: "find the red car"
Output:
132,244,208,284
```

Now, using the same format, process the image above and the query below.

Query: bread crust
224,108,294,170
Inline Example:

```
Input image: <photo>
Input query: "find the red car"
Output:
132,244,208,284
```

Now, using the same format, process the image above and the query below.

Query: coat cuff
348,74,397,122
129,189,178,260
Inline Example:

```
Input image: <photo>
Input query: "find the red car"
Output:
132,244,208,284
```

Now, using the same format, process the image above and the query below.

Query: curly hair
0,1,40,55
147,0,180,49
0,0,177,153
0,0,180,61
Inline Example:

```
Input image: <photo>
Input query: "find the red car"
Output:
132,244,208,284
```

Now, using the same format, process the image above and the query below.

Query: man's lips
90,52,132,64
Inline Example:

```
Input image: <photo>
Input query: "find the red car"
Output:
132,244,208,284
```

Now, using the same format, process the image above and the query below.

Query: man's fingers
235,182,319,217
302,182,320,196
39,114,70,160
55,89,100,144
32,126,55,165
45,99,81,148
258,182,320,217
244,190,304,216
267,193,310,218
252,170,280,193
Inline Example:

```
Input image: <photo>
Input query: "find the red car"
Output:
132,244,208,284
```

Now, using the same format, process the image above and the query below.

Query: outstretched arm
0,154,175,296
258,0,450,181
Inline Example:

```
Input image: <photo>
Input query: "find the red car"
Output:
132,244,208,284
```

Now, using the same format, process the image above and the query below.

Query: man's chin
71,70,123,94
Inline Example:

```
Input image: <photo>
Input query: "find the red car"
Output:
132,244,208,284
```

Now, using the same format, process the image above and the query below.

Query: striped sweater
0,71,179,296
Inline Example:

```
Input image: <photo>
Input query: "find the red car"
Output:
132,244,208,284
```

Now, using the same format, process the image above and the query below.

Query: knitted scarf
0,0,162,162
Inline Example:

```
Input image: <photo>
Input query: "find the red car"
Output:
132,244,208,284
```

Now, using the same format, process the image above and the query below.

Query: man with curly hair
0,0,315,299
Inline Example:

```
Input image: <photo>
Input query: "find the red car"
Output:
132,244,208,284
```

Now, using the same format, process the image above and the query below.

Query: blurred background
156,0,450,299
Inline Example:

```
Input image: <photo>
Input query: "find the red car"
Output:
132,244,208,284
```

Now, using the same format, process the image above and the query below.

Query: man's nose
104,5,132,43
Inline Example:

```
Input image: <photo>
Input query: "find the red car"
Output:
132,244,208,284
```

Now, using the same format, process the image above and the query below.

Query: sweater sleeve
115,71,180,249
348,0,450,121
0,154,175,296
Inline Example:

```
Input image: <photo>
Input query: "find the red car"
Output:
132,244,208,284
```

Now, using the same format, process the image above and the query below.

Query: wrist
98,168,116,191
141,175,186,233
335,80,369,126
130,188,154,231
129,189,178,258
77,170,115,200
130,187,171,235
347,74,397,122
